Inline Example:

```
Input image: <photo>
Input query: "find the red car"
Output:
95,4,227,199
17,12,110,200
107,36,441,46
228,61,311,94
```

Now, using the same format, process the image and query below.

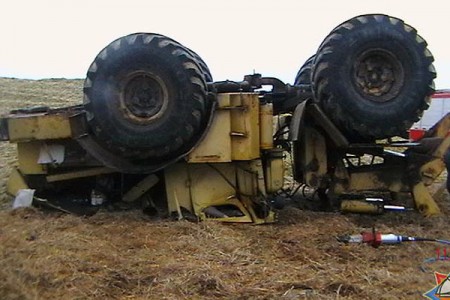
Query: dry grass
0,77,449,299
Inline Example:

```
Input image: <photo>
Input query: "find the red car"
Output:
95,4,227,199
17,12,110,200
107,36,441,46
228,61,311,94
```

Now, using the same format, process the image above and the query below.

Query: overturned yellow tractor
1,14,449,221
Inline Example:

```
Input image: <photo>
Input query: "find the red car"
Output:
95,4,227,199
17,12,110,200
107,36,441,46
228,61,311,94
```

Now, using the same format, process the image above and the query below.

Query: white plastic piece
91,190,105,206
38,144,65,164
13,189,35,209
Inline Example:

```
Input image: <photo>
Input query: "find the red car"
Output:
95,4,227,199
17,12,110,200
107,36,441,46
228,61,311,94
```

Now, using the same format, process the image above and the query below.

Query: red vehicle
409,90,450,140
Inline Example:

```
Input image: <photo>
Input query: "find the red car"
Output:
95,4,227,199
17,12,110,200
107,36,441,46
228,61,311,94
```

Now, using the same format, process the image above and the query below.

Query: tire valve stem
337,228,450,248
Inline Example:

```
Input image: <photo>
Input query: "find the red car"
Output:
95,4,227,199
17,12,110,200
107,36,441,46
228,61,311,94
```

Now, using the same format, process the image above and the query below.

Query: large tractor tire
83,33,212,163
185,47,213,82
294,55,315,86
312,14,436,140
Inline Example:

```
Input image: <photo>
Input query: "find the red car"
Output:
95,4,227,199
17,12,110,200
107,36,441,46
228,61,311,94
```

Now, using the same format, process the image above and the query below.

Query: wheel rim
120,71,169,124
353,49,404,103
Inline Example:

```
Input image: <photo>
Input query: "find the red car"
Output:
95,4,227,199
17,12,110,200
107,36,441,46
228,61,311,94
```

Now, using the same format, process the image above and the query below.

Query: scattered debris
12,189,35,209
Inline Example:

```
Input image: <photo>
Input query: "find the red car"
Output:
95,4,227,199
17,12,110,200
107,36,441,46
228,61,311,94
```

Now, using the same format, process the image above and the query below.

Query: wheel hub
353,49,404,102
121,72,169,123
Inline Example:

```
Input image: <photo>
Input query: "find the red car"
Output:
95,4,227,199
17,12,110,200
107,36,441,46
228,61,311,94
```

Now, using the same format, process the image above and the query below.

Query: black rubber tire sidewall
294,55,315,86
185,47,213,82
313,15,435,140
84,33,209,159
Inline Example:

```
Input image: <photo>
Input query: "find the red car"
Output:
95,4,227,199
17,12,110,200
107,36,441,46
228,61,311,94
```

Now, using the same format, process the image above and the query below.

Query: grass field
0,77,449,299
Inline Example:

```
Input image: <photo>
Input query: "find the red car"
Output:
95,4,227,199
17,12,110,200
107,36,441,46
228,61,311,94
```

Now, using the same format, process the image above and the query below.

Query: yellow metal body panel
164,164,193,214
188,93,262,163
419,135,450,185
17,141,46,174
347,172,404,192
46,167,115,182
189,163,237,212
164,162,275,223
188,95,232,163
236,163,259,197
418,113,450,185
420,159,446,186
6,168,29,196
236,160,267,197
8,114,72,142
259,103,274,150
229,93,260,160
332,161,406,195
411,181,441,216
265,150,285,193
235,160,276,223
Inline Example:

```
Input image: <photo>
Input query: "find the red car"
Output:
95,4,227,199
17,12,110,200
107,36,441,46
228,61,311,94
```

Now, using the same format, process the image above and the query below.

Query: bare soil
0,78,449,299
